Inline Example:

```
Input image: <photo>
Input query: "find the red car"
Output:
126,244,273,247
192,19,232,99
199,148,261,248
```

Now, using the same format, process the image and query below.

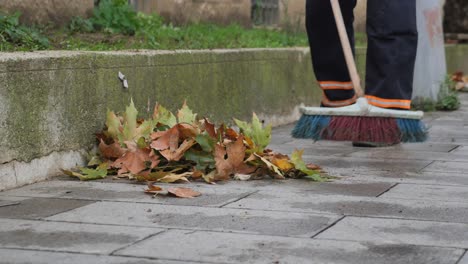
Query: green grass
53,23,310,51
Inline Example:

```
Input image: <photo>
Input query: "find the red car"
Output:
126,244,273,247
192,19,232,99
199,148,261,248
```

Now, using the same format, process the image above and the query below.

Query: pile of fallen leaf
452,71,468,92
62,100,324,198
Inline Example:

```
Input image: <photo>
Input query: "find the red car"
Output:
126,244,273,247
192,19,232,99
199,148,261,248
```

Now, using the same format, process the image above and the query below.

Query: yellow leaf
157,172,192,183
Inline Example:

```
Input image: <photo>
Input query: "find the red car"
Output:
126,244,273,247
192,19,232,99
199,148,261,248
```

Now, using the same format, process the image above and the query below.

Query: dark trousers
306,0,418,109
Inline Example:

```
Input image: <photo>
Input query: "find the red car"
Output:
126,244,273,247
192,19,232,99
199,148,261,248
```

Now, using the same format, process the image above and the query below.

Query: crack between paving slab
109,229,167,256
449,145,462,153
418,160,435,172
310,216,346,239
217,190,259,208
39,217,332,239
39,199,99,219
455,250,467,264
375,183,398,197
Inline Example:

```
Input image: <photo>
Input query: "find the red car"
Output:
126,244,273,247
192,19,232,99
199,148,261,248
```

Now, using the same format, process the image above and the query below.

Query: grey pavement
0,93,468,263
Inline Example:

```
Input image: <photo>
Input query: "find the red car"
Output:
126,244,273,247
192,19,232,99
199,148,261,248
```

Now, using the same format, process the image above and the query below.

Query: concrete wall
0,0,94,27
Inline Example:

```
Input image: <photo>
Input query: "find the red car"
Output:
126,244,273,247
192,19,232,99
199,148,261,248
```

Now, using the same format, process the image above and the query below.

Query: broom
292,0,427,144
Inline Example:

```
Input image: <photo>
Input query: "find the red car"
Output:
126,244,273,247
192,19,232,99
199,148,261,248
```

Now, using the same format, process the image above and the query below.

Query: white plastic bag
412,0,447,102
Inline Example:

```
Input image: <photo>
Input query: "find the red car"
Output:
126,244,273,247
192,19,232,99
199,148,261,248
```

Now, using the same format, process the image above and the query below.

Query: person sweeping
292,0,427,146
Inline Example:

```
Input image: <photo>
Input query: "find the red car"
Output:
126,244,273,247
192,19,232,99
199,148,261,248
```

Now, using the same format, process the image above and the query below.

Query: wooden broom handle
330,0,364,97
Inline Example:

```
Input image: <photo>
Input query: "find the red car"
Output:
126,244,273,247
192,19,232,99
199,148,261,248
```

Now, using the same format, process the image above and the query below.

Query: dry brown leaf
167,187,201,198
192,170,204,179
150,130,166,140
150,126,179,151
160,139,196,161
177,123,198,140
306,163,322,170
98,139,126,159
203,118,216,138
214,136,255,180
113,141,159,175
144,182,163,194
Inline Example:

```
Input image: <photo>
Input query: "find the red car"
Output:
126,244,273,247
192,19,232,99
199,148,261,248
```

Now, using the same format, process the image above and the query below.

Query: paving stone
0,218,163,254
451,146,468,155
380,183,468,203
423,161,468,173
346,149,468,162
0,180,255,207
220,180,394,197
317,216,468,248
0,198,95,220
226,192,468,223
48,201,340,238
0,248,190,264
327,168,468,186
458,253,468,264
303,156,432,172
337,172,468,187
116,229,463,264
428,127,468,138
427,137,468,145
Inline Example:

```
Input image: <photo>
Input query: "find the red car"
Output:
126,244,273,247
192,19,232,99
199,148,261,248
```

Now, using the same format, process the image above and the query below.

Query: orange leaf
272,158,295,171
167,187,201,198
144,182,163,194
225,128,238,140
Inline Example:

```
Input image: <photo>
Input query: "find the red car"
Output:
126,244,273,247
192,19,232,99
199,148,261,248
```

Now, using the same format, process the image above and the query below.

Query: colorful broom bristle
292,115,330,140
292,115,428,143
323,116,401,144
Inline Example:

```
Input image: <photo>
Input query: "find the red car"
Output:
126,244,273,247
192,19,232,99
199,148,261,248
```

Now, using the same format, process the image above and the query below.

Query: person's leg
365,0,418,110
306,0,357,107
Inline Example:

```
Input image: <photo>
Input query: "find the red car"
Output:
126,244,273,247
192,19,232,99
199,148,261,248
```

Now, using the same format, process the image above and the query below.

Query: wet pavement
0,93,468,263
